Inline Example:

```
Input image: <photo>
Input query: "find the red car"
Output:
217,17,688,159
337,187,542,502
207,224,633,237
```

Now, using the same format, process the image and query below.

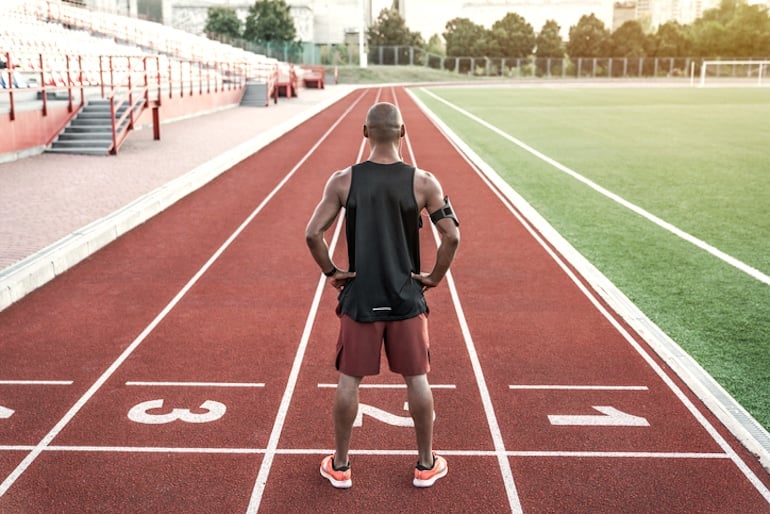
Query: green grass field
412,86,770,431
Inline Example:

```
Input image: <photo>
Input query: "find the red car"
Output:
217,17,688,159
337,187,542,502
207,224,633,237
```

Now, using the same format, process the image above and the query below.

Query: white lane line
509,385,648,391
407,88,770,504
508,451,730,459
0,381,73,385
0,88,372,500
396,88,524,514
125,381,265,388
417,88,770,287
245,88,378,514
29,446,728,461
317,383,457,389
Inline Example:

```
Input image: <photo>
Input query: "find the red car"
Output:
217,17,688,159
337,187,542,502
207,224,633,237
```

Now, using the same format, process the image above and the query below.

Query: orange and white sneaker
413,454,448,487
320,454,352,489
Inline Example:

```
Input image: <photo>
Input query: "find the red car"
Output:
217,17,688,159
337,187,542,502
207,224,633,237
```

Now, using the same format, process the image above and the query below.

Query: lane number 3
127,399,226,425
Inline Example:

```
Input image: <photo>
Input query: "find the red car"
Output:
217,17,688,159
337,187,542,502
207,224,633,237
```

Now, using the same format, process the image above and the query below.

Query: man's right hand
412,272,440,291
329,271,356,291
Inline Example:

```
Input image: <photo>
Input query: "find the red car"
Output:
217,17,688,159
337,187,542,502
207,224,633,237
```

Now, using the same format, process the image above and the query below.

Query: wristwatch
323,266,338,277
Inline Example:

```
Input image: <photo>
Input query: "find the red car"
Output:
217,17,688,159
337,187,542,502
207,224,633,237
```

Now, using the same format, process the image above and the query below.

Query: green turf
334,64,488,84
412,86,770,431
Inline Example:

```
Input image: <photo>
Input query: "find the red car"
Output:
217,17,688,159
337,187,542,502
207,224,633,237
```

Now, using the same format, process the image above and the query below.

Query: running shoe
320,454,352,489
413,454,448,487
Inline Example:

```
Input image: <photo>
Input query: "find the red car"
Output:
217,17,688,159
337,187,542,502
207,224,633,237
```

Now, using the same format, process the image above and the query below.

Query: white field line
407,88,770,503
418,88,770,287
124,382,265,388
0,88,371,500
395,87,524,514
509,385,648,391
317,383,457,389
0,445,730,461
0,380,73,385
3,445,725,460
245,88,379,514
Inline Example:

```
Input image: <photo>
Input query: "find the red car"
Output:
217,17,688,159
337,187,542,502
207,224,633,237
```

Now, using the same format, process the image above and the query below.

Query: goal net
699,60,770,86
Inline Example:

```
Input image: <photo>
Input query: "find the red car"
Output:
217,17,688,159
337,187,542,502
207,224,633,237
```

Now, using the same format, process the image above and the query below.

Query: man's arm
412,170,460,290
305,169,355,289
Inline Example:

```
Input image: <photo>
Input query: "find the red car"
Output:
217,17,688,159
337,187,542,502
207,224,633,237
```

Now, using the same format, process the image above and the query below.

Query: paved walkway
0,85,356,310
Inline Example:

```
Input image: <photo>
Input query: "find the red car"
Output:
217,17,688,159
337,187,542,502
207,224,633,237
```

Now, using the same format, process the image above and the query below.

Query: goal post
699,60,770,87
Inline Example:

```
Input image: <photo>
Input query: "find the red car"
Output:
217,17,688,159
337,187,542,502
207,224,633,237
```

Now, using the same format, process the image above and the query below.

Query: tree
443,17,486,57
244,0,296,42
536,19,564,59
725,3,770,57
425,34,445,56
607,20,651,57
652,21,692,57
367,8,424,64
535,20,564,75
487,12,536,58
566,13,610,58
204,6,242,39
367,8,424,47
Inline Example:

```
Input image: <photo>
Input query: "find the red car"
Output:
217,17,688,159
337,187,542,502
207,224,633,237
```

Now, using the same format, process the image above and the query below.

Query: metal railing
2,49,253,124
362,45,770,80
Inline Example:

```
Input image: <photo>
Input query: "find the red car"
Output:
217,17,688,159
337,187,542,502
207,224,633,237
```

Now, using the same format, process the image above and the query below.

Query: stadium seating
1,0,328,157
300,66,326,89
3,0,280,96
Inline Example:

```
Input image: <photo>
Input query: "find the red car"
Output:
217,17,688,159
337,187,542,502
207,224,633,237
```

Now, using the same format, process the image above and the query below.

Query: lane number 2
127,399,226,425
0,405,14,419
354,402,436,427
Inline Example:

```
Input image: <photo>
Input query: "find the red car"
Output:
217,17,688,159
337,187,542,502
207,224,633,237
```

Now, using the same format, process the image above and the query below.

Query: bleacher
1,0,327,157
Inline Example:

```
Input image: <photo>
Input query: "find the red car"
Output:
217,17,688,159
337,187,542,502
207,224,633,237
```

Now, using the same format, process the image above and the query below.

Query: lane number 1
548,406,649,427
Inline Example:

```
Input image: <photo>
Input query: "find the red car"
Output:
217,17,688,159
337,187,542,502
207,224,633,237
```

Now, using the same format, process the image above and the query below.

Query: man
305,101,460,489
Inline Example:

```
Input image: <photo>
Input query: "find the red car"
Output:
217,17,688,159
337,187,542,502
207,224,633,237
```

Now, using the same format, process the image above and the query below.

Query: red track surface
1,87,769,513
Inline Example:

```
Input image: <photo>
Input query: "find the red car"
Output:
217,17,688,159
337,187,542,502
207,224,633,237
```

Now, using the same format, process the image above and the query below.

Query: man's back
337,161,427,323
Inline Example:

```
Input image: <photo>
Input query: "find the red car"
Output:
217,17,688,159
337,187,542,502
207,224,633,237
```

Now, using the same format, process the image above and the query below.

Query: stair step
78,111,117,117
58,132,113,141
46,147,110,156
66,126,113,133
51,139,112,149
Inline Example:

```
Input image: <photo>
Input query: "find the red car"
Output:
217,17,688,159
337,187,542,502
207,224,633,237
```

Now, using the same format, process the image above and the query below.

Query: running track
0,87,768,513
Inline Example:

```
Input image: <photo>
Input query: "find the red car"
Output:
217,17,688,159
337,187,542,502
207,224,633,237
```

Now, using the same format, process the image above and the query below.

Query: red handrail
106,55,162,155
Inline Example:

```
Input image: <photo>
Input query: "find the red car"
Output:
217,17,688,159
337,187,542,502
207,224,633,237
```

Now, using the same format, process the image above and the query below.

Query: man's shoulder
328,166,353,185
413,167,440,189
326,166,353,202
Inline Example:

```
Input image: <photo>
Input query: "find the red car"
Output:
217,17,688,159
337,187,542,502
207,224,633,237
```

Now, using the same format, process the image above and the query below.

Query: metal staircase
240,81,272,107
47,99,141,156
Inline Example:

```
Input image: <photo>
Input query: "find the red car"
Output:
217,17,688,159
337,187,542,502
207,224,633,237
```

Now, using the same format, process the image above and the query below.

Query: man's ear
363,125,369,138
400,125,405,137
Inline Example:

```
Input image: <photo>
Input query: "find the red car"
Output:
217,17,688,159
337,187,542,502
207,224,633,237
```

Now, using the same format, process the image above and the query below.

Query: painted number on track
0,405,14,419
355,402,413,427
548,406,649,427
128,399,226,425
354,402,436,428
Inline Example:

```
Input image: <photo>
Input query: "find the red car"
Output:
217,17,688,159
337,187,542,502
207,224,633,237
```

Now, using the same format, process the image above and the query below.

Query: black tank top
337,161,427,322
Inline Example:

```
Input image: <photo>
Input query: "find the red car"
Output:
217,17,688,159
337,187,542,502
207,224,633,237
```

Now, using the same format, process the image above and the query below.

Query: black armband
429,196,459,227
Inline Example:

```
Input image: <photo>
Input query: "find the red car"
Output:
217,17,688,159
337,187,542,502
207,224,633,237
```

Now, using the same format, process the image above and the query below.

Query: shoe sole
320,465,352,489
413,465,448,487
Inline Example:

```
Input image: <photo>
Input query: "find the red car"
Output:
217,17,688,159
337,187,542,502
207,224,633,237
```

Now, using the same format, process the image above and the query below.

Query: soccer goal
699,60,770,87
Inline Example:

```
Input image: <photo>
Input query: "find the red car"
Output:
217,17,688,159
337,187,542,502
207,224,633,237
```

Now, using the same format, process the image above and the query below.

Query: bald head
364,102,404,143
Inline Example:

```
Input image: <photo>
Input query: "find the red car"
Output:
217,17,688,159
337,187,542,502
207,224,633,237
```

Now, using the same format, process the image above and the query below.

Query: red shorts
336,313,430,377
